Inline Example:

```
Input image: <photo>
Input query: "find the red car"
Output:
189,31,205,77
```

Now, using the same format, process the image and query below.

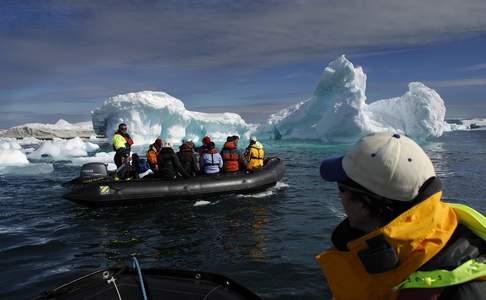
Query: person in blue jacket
200,142,223,175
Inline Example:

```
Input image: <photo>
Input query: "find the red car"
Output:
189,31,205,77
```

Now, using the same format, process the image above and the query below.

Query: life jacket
201,148,222,174
245,141,264,170
221,141,240,172
315,192,486,300
112,130,134,151
146,144,159,167
177,143,197,175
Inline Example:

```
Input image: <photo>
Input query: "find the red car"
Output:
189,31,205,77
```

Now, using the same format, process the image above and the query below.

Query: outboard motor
80,162,109,183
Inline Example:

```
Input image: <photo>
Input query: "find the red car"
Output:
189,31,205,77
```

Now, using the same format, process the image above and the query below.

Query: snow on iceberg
91,91,251,145
260,55,446,142
0,119,95,139
29,137,100,160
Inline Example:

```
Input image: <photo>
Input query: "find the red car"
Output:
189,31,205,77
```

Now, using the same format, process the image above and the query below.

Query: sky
1,0,486,128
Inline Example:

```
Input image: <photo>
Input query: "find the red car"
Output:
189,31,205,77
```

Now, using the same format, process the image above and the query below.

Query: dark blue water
1,131,486,299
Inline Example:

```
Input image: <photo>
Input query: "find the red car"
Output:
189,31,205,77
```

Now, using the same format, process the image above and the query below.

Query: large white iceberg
91,91,251,145
260,55,446,142
0,119,95,139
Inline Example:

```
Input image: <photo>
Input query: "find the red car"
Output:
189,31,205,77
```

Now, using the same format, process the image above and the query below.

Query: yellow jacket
245,141,264,170
112,133,128,150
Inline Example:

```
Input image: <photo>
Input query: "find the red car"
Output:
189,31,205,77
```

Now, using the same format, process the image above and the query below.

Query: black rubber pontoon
63,157,284,207
34,265,261,300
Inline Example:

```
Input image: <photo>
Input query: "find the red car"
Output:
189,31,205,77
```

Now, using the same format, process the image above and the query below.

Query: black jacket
177,145,200,176
156,147,189,179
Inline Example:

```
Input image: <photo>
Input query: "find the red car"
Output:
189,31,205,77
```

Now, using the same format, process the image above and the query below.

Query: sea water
0,130,485,299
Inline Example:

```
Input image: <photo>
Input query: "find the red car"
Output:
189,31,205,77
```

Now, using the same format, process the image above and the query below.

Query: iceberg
70,151,117,171
260,55,446,142
0,140,30,166
91,91,251,145
0,119,95,139
444,118,486,131
0,139,54,175
29,137,100,160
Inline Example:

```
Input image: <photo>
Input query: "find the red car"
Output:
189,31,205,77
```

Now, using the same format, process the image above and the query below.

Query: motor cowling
80,163,108,182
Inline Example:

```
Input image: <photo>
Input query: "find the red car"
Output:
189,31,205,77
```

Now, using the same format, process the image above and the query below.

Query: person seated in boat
131,153,154,179
146,138,162,172
200,142,223,175
196,136,212,156
112,123,134,168
177,140,200,176
156,142,190,179
221,136,246,173
244,137,264,171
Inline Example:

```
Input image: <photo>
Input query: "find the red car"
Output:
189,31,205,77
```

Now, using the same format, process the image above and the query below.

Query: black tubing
63,157,284,207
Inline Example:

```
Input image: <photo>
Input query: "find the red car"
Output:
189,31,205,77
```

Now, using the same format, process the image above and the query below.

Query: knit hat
202,136,211,145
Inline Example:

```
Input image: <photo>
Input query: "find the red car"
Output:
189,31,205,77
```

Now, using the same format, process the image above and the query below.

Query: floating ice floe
69,151,117,171
0,140,53,175
0,119,95,139
91,91,251,145
258,55,446,142
29,137,100,160
0,140,29,166
444,118,486,131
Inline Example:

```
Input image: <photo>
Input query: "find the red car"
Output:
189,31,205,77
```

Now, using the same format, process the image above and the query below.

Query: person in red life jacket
156,142,190,179
197,136,212,156
317,132,486,300
220,136,246,172
112,123,134,168
200,142,223,175
177,140,200,176
146,138,162,172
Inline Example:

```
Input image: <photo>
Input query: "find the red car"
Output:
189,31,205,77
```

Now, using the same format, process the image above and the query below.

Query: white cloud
460,63,486,72
426,78,486,88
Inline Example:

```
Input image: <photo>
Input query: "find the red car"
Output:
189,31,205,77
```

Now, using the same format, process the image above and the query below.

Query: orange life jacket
221,141,240,172
315,192,458,300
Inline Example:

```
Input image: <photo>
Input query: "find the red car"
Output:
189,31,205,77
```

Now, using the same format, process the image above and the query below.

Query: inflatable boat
63,157,284,207
35,258,261,300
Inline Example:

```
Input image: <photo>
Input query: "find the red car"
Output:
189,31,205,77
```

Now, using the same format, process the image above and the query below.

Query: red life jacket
221,141,240,172
116,130,134,146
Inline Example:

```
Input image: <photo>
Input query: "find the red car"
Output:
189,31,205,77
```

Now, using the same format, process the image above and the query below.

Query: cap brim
320,156,349,182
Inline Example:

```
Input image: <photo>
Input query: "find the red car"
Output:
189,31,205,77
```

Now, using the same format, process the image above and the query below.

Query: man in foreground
318,132,486,300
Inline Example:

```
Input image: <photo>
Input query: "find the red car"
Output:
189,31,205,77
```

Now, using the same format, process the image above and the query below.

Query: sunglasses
121,127,128,130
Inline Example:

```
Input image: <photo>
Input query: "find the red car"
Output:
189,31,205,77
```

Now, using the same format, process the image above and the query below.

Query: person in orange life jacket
156,142,190,179
177,140,200,176
146,138,162,172
244,136,264,170
318,132,486,300
112,123,134,168
221,136,246,172
200,142,223,175
197,136,212,156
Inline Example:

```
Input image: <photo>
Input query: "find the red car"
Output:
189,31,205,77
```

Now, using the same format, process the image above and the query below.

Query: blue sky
1,0,486,128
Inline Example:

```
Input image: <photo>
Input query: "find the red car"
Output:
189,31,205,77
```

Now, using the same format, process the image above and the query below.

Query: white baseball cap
320,132,436,201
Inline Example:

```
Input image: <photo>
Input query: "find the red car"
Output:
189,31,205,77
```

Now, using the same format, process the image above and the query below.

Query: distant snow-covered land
0,119,95,139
